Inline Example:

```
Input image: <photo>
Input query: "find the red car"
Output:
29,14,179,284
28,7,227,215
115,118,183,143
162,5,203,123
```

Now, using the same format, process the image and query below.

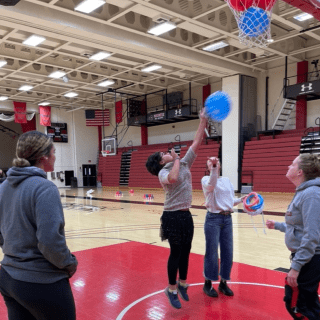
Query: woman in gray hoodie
266,153,320,320
0,131,78,320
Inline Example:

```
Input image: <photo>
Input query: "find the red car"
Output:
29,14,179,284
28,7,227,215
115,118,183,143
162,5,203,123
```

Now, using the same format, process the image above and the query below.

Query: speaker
0,0,21,5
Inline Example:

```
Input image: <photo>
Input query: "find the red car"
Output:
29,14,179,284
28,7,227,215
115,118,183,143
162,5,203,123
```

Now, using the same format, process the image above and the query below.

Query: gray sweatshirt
159,147,196,211
0,166,78,283
274,177,320,272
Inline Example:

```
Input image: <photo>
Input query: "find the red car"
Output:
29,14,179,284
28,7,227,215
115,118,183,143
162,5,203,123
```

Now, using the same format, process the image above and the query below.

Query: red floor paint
0,242,295,319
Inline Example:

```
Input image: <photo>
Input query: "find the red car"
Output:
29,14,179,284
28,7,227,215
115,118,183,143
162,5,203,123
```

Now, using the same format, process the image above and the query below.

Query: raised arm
190,109,207,154
167,149,180,184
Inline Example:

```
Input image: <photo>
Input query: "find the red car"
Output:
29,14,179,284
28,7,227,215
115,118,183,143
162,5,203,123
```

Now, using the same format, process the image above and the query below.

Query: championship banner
39,105,51,126
13,101,27,124
115,101,123,124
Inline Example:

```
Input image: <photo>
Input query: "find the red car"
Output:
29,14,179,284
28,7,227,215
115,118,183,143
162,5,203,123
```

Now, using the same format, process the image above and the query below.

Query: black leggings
0,267,76,320
168,240,192,285
295,254,320,320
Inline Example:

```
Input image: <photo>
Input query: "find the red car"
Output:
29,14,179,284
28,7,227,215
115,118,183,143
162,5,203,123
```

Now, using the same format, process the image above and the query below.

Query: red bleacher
242,130,304,193
98,153,122,187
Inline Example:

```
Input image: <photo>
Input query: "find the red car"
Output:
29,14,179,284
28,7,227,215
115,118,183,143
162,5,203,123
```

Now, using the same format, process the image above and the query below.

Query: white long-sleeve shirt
201,168,242,213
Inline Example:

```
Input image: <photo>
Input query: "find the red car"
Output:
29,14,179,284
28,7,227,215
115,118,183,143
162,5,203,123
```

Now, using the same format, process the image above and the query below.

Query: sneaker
177,282,189,301
164,287,182,309
218,281,234,296
203,284,218,297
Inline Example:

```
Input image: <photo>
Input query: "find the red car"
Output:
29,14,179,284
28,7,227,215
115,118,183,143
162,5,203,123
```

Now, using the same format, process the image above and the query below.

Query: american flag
85,110,110,126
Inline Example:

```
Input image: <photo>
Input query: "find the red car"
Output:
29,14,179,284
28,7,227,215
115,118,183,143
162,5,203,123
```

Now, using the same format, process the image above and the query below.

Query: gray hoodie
0,166,77,283
274,177,320,272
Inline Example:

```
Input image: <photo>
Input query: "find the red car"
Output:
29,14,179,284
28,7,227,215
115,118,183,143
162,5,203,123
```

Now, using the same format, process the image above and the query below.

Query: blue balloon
239,7,269,37
204,91,231,122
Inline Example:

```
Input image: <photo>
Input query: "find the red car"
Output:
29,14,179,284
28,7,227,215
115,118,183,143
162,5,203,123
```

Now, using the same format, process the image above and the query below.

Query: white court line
116,281,285,320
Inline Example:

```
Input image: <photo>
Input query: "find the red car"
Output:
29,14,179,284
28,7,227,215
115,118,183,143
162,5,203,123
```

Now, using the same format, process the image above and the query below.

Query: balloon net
225,0,276,48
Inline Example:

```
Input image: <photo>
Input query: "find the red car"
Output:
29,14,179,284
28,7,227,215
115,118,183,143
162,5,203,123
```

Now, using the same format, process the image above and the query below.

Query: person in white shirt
201,157,244,298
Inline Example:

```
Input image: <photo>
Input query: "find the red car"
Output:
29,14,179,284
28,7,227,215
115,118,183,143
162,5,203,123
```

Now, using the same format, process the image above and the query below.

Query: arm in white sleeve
202,168,218,192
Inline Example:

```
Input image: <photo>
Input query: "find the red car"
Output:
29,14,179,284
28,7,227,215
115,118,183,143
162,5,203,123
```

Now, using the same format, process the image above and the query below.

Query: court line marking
116,281,285,320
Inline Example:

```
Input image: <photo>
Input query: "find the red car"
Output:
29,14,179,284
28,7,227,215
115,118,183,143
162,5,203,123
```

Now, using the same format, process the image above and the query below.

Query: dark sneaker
218,281,234,296
203,284,218,297
164,287,182,309
177,282,189,301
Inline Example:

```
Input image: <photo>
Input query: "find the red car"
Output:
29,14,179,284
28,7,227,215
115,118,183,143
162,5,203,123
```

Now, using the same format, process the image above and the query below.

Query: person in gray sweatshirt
266,153,320,320
0,131,78,320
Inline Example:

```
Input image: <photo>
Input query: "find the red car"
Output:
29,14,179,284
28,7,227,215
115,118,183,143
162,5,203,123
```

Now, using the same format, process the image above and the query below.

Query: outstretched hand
266,220,275,229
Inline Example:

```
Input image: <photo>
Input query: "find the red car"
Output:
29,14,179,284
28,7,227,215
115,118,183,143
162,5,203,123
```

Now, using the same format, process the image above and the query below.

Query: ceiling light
62,76,69,83
90,51,111,61
0,60,7,68
19,85,33,91
0,96,8,101
75,0,105,14
147,22,177,36
48,71,66,79
64,92,78,98
141,65,162,72
38,102,50,106
202,41,229,52
267,39,274,43
23,35,46,47
98,80,115,87
293,13,313,22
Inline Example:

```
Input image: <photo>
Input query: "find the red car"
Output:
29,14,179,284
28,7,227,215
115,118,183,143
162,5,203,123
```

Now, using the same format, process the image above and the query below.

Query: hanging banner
13,101,27,123
39,105,51,126
115,101,123,124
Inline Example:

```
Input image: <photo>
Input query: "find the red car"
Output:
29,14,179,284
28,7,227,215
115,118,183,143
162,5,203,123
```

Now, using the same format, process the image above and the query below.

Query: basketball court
0,0,320,319
0,187,302,319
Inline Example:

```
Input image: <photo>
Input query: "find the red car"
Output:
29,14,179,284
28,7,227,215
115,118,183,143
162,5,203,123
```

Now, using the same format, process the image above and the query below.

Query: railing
270,87,285,130
301,127,318,154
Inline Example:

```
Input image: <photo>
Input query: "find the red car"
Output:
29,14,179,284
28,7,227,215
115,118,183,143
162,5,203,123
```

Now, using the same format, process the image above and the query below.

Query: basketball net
225,0,276,48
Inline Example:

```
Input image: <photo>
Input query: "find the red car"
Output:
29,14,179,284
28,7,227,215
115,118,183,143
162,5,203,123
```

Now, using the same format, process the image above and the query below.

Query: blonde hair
298,153,320,181
13,131,53,167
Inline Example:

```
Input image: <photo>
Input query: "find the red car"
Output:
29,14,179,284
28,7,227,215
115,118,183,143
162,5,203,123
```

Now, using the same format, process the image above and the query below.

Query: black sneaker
203,284,218,297
164,287,182,309
177,282,189,301
218,281,234,296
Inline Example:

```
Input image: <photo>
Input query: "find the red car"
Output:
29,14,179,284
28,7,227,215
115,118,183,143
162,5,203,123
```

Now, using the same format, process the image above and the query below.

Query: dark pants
0,267,76,320
168,240,192,285
293,254,320,320
161,210,194,285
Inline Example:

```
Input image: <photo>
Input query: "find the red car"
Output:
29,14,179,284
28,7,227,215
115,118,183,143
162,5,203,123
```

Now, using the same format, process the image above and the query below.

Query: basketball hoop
225,0,276,48
101,150,110,157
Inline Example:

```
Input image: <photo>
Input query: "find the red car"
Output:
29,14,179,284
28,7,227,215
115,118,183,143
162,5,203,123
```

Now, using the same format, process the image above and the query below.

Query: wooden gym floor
0,187,307,319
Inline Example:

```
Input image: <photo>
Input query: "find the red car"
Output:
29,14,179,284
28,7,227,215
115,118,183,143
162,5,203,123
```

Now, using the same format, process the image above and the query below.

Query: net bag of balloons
243,192,264,216
225,0,277,48
204,91,232,122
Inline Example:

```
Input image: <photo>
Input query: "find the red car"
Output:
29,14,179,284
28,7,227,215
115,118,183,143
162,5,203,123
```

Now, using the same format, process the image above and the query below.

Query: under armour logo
301,83,312,92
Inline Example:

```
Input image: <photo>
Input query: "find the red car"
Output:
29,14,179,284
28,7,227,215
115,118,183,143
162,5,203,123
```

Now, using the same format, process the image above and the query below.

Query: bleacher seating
242,130,303,193
98,153,122,187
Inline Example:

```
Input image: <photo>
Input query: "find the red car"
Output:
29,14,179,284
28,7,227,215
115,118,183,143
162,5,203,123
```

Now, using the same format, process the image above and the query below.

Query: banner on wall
115,101,123,124
39,106,51,126
46,123,68,143
13,101,27,123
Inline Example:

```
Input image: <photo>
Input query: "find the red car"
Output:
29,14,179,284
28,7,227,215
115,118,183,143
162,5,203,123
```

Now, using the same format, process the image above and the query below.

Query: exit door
83,165,96,187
